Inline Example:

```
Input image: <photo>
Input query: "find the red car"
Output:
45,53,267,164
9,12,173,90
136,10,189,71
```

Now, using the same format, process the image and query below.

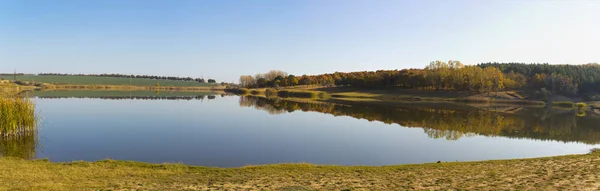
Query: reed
0,96,36,136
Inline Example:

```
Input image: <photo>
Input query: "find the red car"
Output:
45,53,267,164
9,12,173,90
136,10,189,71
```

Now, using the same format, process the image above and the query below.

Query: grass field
0,150,599,190
0,75,216,87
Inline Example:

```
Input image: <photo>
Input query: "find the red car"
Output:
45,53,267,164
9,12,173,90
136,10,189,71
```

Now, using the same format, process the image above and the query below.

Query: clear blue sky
1,0,598,82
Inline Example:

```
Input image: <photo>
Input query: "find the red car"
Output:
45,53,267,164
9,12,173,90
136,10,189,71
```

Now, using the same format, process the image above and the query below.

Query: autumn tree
239,75,255,87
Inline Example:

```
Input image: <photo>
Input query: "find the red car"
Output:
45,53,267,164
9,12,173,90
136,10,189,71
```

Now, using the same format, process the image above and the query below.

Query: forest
239,61,599,97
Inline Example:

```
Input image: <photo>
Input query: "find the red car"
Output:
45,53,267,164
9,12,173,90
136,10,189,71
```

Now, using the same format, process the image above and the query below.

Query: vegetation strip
0,151,599,190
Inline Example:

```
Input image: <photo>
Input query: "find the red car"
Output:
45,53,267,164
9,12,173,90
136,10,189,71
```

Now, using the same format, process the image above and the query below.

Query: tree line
0,73,26,76
239,61,598,96
478,62,600,94
38,73,217,83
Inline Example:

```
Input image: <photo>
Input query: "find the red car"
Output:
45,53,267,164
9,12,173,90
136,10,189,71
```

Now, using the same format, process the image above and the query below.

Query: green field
0,75,215,87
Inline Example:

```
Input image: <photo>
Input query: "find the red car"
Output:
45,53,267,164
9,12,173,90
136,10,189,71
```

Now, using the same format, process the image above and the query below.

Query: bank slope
0,151,599,190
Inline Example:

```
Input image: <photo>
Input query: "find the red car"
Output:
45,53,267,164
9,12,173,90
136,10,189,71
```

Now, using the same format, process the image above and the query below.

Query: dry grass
0,83,22,96
0,151,599,190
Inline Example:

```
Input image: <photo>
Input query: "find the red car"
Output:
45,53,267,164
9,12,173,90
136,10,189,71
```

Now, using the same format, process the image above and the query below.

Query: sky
1,0,599,82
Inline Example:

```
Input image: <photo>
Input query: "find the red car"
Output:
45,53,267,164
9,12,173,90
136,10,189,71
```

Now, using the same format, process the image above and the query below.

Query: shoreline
1,150,598,190
226,87,599,109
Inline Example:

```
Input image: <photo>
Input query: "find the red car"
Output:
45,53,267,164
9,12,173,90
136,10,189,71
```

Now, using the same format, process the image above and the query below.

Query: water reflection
24,90,230,100
0,133,38,159
240,96,600,144
36,95,216,100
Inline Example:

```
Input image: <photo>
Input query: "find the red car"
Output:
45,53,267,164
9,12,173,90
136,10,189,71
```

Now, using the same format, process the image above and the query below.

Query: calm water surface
3,91,599,167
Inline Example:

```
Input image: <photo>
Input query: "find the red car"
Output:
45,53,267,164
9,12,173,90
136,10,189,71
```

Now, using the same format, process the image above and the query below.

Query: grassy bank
311,87,550,106
0,83,37,96
231,87,595,110
0,96,36,136
0,151,599,190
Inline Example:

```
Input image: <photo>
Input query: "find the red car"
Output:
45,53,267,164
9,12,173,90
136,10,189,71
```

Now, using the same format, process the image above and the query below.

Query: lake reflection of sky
22,96,600,167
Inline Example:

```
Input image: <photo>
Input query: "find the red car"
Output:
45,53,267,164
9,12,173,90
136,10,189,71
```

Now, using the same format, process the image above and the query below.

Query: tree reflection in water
240,96,600,144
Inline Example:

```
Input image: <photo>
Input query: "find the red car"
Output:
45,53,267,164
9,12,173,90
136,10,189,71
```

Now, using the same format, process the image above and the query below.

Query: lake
2,90,599,167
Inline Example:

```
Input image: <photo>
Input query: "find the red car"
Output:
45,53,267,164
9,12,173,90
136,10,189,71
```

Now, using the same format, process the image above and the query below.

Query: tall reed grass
0,96,36,136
